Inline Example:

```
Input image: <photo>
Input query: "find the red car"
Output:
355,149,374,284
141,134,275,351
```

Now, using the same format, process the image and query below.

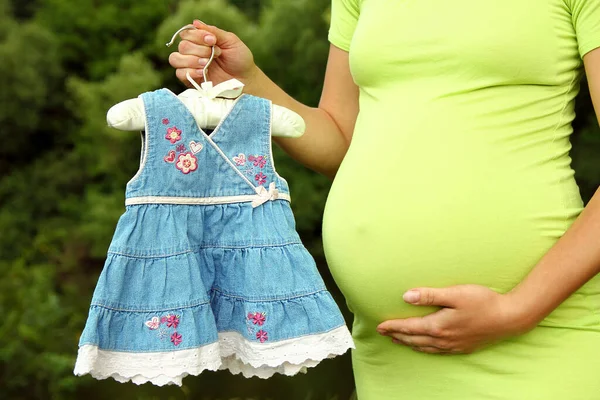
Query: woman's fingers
174,68,204,86
390,334,449,350
177,40,222,59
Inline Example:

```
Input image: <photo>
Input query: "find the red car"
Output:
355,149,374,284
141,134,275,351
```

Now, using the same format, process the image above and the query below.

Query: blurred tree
35,0,177,80
0,12,61,175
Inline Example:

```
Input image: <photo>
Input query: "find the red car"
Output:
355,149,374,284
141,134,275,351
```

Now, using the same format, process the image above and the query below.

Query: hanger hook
203,46,216,83
167,22,214,84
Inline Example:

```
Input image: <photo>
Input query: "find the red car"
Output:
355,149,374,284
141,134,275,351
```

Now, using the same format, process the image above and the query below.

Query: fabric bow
252,182,279,208
186,72,244,100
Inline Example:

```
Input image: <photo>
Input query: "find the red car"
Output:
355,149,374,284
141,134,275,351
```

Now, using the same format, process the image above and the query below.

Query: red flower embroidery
160,316,168,324
166,314,180,328
248,312,266,326
162,118,170,125
176,144,186,153
255,172,267,185
176,152,198,174
256,330,268,343
248,155,266,168
171,332,182,346
165,127,182,143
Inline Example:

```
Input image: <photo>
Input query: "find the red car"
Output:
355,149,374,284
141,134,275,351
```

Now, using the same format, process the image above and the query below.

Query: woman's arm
169,21,359,178
376,47,600,354
504,48,600,325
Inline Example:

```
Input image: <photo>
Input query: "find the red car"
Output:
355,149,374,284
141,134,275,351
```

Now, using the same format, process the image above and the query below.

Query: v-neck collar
164,88,246,140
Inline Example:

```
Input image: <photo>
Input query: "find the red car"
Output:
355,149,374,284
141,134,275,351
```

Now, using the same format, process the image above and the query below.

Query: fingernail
377,328,386,335
194,19,206,26
403,290,420,303
205,35,216,45
198,58,209,65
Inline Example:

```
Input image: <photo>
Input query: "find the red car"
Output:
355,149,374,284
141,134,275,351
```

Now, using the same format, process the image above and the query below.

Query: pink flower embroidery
176,152,198,174
166,314,180,328
162,118,170,125
249,155,266,168
256,156,267,168
160,316,168,324
233,153,246,165
255,172,267,185
176,144,186,153
165,127,182,143
145,316,160,330
171,332,182,346
256,330,268,343
252,313,266,326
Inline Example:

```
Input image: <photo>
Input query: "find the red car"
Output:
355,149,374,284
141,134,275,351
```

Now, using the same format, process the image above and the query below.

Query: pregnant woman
169,0,600,398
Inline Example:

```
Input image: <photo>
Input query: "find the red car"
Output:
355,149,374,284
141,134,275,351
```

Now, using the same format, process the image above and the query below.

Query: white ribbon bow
186,74,244,100
252,182,280,208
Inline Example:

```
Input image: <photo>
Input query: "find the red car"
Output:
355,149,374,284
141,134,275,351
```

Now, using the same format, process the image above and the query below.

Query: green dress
323,0,600,398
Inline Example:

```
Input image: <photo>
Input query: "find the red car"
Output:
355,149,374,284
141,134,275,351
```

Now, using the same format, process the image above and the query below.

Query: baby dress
73,88,354,386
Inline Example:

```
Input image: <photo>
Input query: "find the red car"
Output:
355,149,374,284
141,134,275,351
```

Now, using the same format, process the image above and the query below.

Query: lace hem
74,325,354,385
73,342,221,386
218,325,355,379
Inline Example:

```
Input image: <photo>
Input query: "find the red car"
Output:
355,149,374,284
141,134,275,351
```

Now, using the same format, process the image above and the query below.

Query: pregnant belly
322,161,581,323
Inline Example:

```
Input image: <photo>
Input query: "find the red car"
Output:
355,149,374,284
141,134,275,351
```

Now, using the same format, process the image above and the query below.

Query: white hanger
106,25,305,138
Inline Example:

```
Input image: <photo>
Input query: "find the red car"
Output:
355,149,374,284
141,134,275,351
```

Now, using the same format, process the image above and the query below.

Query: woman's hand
376,285,538,354
168,20,258,87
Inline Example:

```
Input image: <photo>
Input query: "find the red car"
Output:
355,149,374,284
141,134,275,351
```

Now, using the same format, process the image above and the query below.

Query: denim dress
73,89,354,386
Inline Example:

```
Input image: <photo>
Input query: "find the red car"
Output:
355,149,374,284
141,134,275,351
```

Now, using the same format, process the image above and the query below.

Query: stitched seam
107,241,304,258
90,299,211,312
126,94,151,187
124,193,291,206
217,324,347,343
211,287,327,302
77,341,219,352
267,100,289,186
549,70,579,231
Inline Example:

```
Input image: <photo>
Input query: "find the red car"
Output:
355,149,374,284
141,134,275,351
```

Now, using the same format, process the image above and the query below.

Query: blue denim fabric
78,89,346,353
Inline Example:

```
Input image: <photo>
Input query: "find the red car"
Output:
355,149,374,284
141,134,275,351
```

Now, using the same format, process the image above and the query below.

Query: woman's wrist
242,65,267,96
502,288,549,334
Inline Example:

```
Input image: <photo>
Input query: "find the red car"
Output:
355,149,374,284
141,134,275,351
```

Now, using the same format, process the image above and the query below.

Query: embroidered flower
160,316,168,324
233,153,246,165
244,168,254,176
166,314,180,329
256,156,267,168
171,332,182,346
248,155,267,168
255,172,267,185
176,152,198,174
256,330,268,343
162,118,170,125
145,316,160,330
247,312,266,326
158,328,169,339
165,127,182,143
176,144,187,153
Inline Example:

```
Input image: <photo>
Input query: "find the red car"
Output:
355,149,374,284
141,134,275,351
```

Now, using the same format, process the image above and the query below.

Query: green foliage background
0,0,598,399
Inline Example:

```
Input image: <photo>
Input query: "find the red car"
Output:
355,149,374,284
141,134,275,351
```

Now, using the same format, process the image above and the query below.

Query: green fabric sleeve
328,0,360,52
569,0,600,56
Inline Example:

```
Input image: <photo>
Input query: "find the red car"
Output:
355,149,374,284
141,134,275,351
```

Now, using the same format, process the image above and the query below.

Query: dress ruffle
76,245,354,385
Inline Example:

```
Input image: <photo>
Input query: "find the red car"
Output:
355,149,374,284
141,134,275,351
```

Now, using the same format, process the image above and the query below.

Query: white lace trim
74,325,354,385
218,325,355,379
73,342,221,386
